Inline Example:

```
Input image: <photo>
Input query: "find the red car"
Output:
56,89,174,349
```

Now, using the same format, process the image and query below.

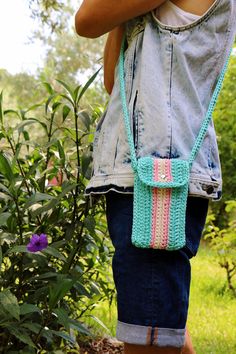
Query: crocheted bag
119,37,230,251
133,157,189,250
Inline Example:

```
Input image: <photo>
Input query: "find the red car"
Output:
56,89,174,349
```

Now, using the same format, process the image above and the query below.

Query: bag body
132,157,189,250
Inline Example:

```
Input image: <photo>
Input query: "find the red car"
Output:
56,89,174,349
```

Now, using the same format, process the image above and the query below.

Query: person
75,1,236,353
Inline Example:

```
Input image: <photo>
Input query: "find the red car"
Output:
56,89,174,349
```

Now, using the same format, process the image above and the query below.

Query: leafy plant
204,201,236,297
0,73,114,352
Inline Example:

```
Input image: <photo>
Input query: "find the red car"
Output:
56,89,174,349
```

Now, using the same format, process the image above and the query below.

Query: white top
156,1,201,26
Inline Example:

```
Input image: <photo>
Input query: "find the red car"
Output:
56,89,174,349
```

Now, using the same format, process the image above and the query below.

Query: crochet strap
119,37,138,171
119,36,231,170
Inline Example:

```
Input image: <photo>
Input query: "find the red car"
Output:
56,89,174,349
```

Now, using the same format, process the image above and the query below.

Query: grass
83,243,236,353
188,243,236,354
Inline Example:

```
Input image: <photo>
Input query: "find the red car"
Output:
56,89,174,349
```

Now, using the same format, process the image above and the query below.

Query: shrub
0,75,114,353
205,201,236,297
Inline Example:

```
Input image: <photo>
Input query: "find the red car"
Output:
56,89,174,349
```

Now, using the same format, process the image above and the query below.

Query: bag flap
137,157,190,188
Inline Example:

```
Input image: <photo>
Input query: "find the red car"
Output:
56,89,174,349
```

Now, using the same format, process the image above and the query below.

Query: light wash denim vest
86,0,236,200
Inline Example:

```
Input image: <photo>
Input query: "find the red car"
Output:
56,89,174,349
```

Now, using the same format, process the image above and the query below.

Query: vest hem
85,173,222,200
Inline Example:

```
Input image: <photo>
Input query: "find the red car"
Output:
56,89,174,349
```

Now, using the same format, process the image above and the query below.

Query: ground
78,336,124,354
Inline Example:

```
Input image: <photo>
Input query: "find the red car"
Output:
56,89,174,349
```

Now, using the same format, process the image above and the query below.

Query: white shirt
156,1,201,26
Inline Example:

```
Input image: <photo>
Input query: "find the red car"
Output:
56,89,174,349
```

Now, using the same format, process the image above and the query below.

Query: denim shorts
105,191,209,348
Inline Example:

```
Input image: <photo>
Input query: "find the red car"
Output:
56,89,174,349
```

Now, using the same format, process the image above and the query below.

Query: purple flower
27,234,48,253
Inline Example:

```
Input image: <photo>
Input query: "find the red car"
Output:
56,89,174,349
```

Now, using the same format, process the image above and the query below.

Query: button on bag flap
137,157,190,188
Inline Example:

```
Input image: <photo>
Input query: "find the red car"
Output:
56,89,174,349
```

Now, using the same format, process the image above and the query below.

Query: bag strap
119,36,231,171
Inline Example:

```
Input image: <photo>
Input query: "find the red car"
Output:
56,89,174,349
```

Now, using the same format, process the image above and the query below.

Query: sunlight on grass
86,243,236,353
188,244,236,354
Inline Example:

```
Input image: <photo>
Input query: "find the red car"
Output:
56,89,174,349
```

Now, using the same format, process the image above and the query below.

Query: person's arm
75,0,166,38
104,25,124,95
171,0,215,16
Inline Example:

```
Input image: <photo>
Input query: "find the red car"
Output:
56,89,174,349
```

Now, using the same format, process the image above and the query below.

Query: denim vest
86,0,236,200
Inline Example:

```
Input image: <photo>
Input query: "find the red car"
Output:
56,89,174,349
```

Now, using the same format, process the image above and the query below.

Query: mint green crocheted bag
119,37,230,251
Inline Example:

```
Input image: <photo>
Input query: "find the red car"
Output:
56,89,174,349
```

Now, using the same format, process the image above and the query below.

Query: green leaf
28,118,48,133
78,110,91,131
73,84,82,103
90,281,101,295
45,94,58,114
56,79,74,100
62,105,71,122
3,109,21,119
43,246,66,262
51,330,75,344
52,101,62,112
81,154,92,178
41,327,53,342
53,308,70,331
0,91,4,124
0,182,12,196
11,144,22,170
25,103,43,113
0,246,2,271
69,319,91,335
7,325,36,348
15,119,37,133
44,138,58,149
0,153,15,182
84,216,96,235
24,192,56,210
0,131,6,140
74,282,90,297
21,322,42,334
35,271,58,280
49,277,74,309
77,68,101,103
57,140,65,164
31,198,59,217
20,304,41,316
43,82,54,95
7,245,27,254
50,240,66,248
0,232,16,245
23,130,30,142
33,183,77,216
0,212,11,225
60,93,74,106
57,182,77,199
0,289,20,321
88,315,109,332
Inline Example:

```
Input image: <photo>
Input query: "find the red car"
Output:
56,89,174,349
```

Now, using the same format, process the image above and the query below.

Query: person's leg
123,328,195,354
106,193,208,354
124,343,181,354
181,329,196,354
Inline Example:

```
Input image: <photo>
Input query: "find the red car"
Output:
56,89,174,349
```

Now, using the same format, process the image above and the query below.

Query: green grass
84,244,236,353
188,244,236,354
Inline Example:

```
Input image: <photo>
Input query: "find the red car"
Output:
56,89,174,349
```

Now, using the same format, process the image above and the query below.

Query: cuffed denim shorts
105,191,209,348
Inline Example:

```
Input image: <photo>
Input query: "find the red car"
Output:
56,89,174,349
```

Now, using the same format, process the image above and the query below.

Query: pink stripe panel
158,161,171,248
150,159,174,249
150,160,159,248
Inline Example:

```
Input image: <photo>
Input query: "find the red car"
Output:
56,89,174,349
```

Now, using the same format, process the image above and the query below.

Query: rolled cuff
116,320,186,347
